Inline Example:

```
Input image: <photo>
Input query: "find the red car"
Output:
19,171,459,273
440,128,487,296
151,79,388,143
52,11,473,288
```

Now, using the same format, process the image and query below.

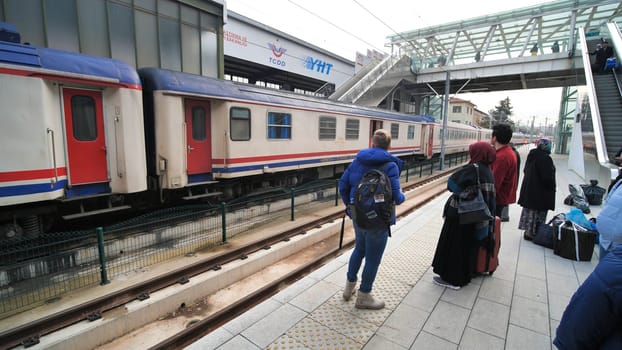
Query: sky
225,0,563,127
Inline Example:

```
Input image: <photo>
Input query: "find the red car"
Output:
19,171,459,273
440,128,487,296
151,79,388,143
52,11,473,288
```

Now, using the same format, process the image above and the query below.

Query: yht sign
305,56,333,75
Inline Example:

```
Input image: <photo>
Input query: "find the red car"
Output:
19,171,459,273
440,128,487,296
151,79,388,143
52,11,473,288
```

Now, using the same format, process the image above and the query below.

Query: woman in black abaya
432,141,496,289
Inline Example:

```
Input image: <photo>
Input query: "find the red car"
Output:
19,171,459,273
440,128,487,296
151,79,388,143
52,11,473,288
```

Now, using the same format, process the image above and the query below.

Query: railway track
0,168,456,350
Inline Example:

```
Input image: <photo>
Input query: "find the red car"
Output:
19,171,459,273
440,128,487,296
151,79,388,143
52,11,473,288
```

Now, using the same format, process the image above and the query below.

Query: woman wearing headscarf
432,141,496,290
518,138,556,240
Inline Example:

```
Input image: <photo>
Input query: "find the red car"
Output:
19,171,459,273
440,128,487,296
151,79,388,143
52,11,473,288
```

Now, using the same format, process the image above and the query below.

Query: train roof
0,40,140,86
139,67,431,123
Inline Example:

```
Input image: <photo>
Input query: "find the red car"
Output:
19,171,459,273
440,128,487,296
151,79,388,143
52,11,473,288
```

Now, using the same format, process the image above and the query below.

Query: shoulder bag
457,164,494,225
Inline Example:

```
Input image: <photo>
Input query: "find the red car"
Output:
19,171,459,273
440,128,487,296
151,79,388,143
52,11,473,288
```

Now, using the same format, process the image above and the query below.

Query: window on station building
318,116,336,140
345,118,359,140
452,106,462,113
407,125,415,139
225,74,249,84
391,123,399,139
230,107,250,141
267,111,292,139
294,88,322,96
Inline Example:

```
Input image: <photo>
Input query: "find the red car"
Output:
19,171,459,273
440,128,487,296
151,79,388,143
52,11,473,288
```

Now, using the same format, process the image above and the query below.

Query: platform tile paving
189,151,604,350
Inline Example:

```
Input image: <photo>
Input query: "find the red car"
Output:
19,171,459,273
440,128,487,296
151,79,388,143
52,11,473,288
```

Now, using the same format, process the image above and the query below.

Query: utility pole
530,116,535,143
544,117,548,136
440,71,450,170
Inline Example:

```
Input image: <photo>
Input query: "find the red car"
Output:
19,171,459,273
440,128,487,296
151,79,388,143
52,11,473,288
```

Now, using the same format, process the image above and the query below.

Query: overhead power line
351,0,425,51
287,0,390,54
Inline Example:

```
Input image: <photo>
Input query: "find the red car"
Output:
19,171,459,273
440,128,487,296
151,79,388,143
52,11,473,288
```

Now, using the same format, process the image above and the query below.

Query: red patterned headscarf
469,141,496,164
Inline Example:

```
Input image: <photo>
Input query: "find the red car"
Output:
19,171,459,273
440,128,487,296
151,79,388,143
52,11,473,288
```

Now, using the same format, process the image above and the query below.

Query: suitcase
476,216,501,274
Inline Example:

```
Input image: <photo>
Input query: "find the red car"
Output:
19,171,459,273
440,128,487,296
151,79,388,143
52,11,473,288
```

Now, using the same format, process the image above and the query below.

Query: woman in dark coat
518,138,556,240
432,141,496,290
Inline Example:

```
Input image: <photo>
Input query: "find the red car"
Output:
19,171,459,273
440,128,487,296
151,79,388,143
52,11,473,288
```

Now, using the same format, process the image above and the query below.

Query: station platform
188,149,608,350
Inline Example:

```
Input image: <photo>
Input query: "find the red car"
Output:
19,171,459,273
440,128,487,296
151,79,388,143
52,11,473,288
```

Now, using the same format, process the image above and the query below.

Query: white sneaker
433,276,461,290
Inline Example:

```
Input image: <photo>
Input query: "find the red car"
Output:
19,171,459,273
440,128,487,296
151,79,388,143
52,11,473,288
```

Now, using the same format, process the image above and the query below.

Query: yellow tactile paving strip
285,317,362,349
266,217,439,349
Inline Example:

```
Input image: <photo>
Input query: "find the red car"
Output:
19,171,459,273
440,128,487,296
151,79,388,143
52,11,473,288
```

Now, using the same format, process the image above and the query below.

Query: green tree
489,97,515,128
478,113,493,128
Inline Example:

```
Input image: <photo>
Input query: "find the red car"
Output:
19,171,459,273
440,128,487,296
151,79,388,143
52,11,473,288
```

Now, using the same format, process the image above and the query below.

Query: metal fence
0,154,465,317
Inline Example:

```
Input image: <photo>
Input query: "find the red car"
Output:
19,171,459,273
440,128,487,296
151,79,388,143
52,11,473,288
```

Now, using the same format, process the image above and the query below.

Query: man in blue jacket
338,129,405,309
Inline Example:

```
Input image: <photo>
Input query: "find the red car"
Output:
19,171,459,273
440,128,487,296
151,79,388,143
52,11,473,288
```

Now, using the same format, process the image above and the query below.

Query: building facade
0,0,226,77
449,97,477,125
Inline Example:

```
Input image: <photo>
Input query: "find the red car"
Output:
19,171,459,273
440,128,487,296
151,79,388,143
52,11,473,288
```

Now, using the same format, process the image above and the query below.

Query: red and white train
0,28,493,238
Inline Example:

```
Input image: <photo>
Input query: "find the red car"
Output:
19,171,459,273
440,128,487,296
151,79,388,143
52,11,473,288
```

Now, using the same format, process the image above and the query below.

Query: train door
426,124,435,158
62,88,108,185
185,99,212,175
369,120,383,147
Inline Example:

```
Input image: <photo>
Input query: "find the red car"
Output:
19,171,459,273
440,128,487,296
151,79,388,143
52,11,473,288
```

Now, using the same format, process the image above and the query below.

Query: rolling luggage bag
476,216,501,274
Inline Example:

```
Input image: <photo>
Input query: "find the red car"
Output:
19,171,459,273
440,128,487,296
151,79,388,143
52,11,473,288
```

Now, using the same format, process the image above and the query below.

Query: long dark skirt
432,216,479,287
518,208,548,235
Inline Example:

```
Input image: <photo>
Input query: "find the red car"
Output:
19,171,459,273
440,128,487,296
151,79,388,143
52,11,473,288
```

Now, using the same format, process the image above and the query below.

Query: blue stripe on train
0,180,67,197
0,181,111,198
213,152,421,174
213,155,356,174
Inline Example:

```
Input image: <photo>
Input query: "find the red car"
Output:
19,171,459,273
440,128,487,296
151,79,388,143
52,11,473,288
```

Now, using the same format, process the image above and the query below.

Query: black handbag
457,164,494,224
533,214,565,249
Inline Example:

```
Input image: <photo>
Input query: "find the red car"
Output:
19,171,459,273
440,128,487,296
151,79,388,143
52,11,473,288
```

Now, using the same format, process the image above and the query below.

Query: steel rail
148,174,452,349
0,166,457,350
0,212,343,350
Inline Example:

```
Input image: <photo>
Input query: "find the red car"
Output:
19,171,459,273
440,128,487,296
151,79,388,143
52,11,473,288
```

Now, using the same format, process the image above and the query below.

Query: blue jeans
347,223,389,293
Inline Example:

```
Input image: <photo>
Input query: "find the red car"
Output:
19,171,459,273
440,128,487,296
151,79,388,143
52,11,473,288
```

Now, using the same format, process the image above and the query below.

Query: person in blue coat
554,179,622,349
338,129,405,309
553,245,622,349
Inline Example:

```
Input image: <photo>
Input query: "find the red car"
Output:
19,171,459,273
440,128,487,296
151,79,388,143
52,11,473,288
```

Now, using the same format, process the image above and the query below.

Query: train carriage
0,38,147,237
139,68,431,199
0,24,494,238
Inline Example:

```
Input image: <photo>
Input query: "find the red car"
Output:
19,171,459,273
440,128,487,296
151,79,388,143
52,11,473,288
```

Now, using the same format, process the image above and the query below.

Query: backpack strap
380,161,393,237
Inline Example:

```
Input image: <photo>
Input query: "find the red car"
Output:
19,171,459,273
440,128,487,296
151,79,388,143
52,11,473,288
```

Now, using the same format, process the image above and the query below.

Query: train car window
345,119,359,140
319,116,336,140
390,123,399,140
267,112,291,139
407,125,415,139
71,95,97,141
230,107,250,141
192,107,207,141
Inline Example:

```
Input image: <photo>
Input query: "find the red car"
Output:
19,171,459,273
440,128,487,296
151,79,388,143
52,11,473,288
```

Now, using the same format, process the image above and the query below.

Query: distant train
0,32,494,239
512,132,530,146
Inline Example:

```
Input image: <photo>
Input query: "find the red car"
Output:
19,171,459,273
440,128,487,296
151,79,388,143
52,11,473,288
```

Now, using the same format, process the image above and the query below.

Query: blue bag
566,208,595,230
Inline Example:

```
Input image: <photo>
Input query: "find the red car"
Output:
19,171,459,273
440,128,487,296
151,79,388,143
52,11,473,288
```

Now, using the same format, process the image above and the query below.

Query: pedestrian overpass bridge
329,0,622,170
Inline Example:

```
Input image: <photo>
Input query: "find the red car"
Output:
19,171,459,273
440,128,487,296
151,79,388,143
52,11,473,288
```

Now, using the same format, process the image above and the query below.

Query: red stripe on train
0,167,67,182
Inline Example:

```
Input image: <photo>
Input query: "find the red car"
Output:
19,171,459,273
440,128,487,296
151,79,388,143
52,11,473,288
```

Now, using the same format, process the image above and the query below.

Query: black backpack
352,163,394,232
